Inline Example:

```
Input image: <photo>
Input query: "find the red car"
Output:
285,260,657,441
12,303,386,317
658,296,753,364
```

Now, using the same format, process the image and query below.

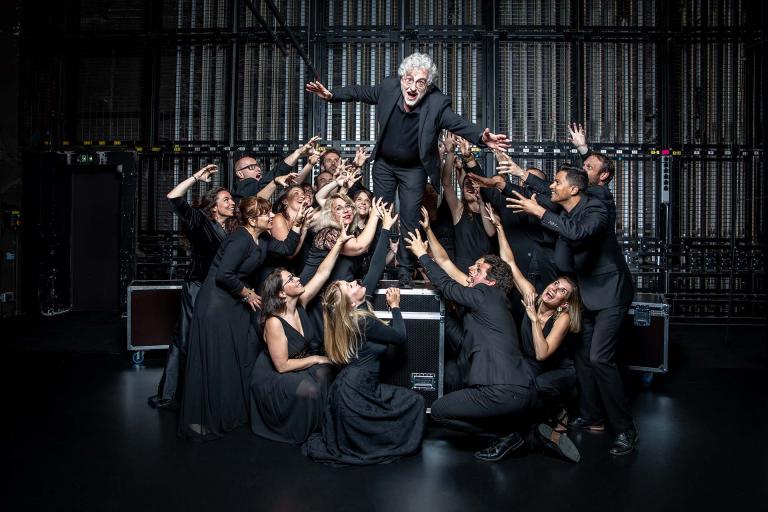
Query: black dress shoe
148,395,179,411
567,416,606,432
536,424,581,463
474,432,525,462
609,429,638,456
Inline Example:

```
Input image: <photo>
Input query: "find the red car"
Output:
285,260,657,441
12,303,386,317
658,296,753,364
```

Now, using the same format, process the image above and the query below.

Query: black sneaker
609,429,638,456
474,432,525,462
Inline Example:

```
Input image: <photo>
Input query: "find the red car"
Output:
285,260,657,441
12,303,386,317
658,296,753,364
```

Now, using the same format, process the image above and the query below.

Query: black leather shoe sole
474,435,525,462
537,424,581,463
609,437,638,456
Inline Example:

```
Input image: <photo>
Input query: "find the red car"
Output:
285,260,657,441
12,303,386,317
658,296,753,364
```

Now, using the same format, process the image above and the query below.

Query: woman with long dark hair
249,224,354,444
149,164,234,410
178,196,307,441
303,204,426,465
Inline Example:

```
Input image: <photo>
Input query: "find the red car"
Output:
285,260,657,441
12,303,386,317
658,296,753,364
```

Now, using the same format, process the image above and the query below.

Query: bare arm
418,207,468,284
167,164,218,199
314,178,342,208
523,295,572,361
340,199,381,256
483,204,536,299
264,317,330,373
300,225,351,306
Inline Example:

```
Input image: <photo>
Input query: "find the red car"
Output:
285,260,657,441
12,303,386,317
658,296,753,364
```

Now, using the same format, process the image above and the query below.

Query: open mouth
545,290,555,300
406,90,419,102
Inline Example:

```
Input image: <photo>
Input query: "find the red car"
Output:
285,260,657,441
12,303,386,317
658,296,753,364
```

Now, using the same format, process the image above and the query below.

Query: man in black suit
508,165,638,456
405,230,534,461
306,52,509,286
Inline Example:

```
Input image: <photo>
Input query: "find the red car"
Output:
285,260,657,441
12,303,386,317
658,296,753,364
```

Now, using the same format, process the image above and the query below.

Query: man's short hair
589,153,616,184
320,147,341,167
398,52,439,85
482,254,514,294
558,163,588,193
526,167,546,180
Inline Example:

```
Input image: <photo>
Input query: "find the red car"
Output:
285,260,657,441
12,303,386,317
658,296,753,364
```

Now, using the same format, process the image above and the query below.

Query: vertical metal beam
226,0,239,188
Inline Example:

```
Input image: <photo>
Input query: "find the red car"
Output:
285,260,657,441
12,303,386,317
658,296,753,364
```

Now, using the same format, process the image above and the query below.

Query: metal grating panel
325,42,400,143
162,0,229,30
240,0,306,28
498,42,573,142
238,44,305,143
80,0,146,31
612,159,657,238
496,0,571,27
407,0,480,27
22,53,61,146
584,42,657,144
407,41,483,126
674,159,746,239
677,42,746,145
584,0,656,27
325,0,398,27
76,54,144,141
680,0,750,27
158,45,228,143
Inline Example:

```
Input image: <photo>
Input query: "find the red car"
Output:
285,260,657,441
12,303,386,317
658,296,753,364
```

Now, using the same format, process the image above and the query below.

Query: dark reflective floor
3,315,767,511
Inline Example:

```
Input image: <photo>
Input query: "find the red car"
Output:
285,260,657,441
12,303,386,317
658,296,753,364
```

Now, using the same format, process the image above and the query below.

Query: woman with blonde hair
303,204,425,465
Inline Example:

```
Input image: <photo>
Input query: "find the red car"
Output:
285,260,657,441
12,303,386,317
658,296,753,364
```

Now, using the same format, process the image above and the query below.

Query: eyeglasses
236,163,261,172
282,274,300,288
401,76,428,90
334,205,354,212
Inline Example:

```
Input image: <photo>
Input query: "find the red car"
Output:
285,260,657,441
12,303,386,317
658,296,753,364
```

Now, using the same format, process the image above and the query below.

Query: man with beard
306,52,510,287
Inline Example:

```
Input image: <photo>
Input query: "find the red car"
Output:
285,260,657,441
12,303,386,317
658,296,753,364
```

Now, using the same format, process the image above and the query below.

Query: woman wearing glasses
178,196,308,442
249,225,353,444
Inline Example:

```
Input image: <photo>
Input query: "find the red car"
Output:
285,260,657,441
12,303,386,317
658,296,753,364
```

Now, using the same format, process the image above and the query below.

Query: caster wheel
132,350,145,366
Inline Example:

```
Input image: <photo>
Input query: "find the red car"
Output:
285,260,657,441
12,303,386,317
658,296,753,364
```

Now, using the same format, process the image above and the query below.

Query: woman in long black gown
303,204,426,465
178,197,309,441
250,223,356,444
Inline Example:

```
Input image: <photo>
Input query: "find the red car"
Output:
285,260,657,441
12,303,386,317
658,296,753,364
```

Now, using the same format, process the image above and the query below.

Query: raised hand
442,132,456,154
506,191,545,217
345,170,363,189
275,172,299,188
467,172,505,190
457,136,473,158
336,221,354,245
482,203,502,230
404,229,429,258
299,135,321,156
372,197,385,218
305,81,333,101
293,205,314,229
496,160,526,179
195,164,219,182
521,292,538,322
380,202,399,230
567,122,587,149
419,206,430,231
481,128,511,151
353,145,371,168
308,148,323,166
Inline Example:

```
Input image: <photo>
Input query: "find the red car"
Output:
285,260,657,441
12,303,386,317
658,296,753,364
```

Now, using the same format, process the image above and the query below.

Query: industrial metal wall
19,0,765,322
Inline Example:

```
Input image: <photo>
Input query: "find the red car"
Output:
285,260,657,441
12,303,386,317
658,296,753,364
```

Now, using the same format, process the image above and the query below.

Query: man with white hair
306,52,509,286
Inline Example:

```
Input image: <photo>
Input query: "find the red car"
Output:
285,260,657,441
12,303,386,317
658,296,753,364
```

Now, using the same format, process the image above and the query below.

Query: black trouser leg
534,367,577,410
156,280,200,401
590,304,634,433
430,385,531,435
372,159,426,274
574,310,603,421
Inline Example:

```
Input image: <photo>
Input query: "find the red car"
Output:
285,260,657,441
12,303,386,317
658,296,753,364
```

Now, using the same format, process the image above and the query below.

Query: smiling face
252,211,275,231
549,170,578,204
279,270,304,298
540,279,573,309
354,192,372,218
400,67,430,108
462,177,478,201
466,258,493,287
282,187,306,211
331,198,354,226
212,190,235,218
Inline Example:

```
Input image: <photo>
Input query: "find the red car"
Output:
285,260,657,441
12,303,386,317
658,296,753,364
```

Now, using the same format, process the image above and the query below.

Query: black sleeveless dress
453,210,491,272
250,306,333,444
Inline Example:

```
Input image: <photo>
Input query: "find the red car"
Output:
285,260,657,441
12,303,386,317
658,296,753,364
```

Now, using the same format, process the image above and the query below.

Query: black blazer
330,77,485,194
540,195,634,310
418,255,533,388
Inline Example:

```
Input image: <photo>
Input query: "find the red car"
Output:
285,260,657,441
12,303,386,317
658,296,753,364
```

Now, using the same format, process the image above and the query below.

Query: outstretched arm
483,204,536,300
418,207,468,285
523,295,572,361
300,224,352,306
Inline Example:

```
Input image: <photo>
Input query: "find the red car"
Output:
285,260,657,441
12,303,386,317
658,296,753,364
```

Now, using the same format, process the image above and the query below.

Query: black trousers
430,384,532,435
155,280,201,401
575,304,634,433
371,158,427,273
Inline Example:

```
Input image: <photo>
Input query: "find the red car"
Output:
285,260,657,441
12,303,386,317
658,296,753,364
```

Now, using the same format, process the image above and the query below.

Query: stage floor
2,316,767,511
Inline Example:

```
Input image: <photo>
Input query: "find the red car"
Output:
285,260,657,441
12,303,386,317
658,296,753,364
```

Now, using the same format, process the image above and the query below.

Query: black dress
303,226,425,465
453,209,491,272
250,306,333,444
519,315,576,405
302,307,425,465
178,227,299,441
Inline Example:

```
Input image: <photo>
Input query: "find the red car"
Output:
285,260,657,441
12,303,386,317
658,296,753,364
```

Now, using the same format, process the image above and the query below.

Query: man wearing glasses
306,52,510,287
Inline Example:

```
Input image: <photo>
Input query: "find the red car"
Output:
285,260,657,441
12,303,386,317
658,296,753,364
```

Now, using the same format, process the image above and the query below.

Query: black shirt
378,98,421,167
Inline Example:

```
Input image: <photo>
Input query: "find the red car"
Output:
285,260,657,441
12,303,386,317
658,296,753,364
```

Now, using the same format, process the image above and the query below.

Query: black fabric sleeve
540,200,608,242
215,232,252,296
438,102,485,146
362,227,390,295
266,229,300,257
169,196,205,229
362,307,406,345
523,174,552,195
232,179,260,200
256,160,294,194
329,83,382,104
418,254,485,309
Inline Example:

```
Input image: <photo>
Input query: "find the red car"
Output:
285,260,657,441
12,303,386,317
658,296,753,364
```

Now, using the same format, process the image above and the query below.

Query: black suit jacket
418,254,533,388
540,195,634,311
330,77,485,194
